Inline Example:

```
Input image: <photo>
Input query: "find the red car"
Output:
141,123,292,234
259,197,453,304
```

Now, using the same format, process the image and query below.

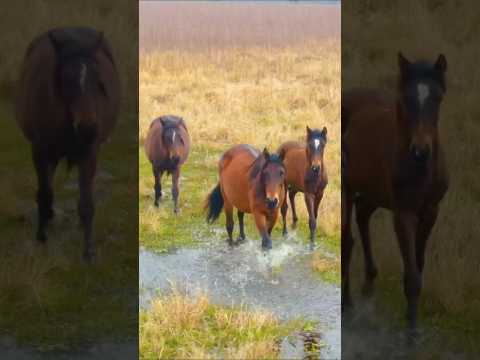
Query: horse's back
145,115,190,166
342,87,394,134
278,141,306,191
344,104,397,208
219,144,259,213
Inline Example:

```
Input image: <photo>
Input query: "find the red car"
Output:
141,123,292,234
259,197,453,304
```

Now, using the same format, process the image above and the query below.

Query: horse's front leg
78,146,98,262
280,194,288,237
153,166,162,207
171,167,180,214
32,148,58,242
304,192,316,250
416,204,439,274
394,210,421,332
254,212,271,250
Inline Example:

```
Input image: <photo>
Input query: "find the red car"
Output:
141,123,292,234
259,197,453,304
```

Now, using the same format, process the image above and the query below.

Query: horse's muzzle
411,145,430,164
311,165,321,173
266,197,278,210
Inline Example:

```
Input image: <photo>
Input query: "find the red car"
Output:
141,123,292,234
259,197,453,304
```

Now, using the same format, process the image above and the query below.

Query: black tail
205,183,224,223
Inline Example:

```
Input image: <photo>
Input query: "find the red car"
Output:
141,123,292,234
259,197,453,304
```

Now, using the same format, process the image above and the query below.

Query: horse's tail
205,183,224,223
66,120,99,170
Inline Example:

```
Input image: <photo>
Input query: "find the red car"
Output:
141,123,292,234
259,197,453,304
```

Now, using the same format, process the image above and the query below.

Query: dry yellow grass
140,41,341,235
344,0,480,317
139,289,301,360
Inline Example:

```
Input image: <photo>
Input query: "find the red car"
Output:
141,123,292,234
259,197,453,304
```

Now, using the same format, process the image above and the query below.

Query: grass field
0,0,138,349
343,0,480,350
139,2,340,357
140,289,313,359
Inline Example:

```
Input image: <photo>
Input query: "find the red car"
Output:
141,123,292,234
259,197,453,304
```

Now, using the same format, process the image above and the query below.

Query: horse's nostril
312,165,320,173
266,198,278,209
412,147,430,162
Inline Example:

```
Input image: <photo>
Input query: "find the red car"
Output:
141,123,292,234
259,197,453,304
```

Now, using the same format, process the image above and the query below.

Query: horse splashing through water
205,145,286,250
342,53,449,332
144,115,190,213
278,126,328,250
15,27,121,262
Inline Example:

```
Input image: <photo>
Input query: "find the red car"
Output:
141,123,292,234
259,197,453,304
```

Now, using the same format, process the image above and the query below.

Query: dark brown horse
144,115,190,213
205,145,286,250
342,53,449,332
15,27,120,262
278,126,328,250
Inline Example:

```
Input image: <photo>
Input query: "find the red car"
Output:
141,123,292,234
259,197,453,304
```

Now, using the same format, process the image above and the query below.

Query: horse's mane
249,153,283,180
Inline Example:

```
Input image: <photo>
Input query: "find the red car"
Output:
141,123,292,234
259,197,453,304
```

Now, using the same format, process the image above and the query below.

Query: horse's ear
92,31,104,53
321,126,328,141
398,52,410,78
262,147,270,160
306,125,312,138
435,54,447,73
48,31,62,53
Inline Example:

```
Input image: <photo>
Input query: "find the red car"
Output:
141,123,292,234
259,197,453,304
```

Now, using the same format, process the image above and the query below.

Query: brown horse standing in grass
144,115,190,213
278,126,328,250
205,145,286,250
342,53,449,332
15,27,120,262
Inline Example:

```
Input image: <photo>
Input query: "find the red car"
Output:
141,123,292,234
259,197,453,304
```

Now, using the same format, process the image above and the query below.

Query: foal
342,53,449,331
144,115,190,213
278,126,328,249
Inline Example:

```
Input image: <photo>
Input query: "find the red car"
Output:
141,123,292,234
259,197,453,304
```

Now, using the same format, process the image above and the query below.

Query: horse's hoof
154,201,159,207
309,241,315,251
291,222,297,230
262,241,272,250
282,230,288,237
173,208,179,215
236,236,246,243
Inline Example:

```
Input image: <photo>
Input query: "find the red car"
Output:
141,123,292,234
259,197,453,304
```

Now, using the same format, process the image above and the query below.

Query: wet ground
140,235,341,359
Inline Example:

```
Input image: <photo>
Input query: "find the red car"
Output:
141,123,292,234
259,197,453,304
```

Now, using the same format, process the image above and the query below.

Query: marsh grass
0,0,138,348
139,43,341,258
139,289,312,360
344,0,480,346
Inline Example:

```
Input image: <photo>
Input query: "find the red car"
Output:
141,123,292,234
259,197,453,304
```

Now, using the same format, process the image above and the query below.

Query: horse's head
49,31,106,140
260,148,286,210
161,121,184,166
306,126,327,174
397,52,447,165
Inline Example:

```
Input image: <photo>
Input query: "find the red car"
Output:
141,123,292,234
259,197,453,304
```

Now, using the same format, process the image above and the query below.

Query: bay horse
205,145,286,250
15,27,120,262
342,52,449,332
278,126,328,250
144,115,190,213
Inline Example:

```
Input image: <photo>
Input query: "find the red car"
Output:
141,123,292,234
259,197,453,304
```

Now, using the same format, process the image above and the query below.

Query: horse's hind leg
171,168,180,214
78,147,98,262
32,148,57,242
289,190,298,228
237,211,246,242
153,166,162,207
416,204,439,274
224,202,234,246
394,211,421,332
341,192,354,312
355,197,378,297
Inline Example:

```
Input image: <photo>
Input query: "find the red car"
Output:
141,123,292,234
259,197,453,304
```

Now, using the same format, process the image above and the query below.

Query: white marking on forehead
79,64,87,92
172,130,176,142
417,83,430,108
313,139,320,149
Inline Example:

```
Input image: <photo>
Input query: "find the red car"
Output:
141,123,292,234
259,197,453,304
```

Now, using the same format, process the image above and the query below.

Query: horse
278,126,328,249
144,115,190,213
341,52,449,332
15,27,121,262
205,145,286,250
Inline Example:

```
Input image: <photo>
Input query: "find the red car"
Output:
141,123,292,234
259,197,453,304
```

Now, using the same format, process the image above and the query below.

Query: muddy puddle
140,235,341,359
